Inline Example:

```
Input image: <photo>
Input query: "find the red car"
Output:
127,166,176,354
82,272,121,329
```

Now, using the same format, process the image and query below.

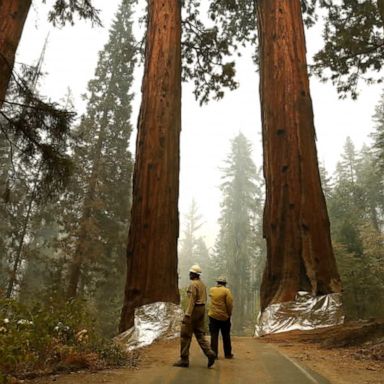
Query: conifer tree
178,200,210,288
256,0,341,309
0,45,74,298
214,133,263,334
119,0,181,332
372,91,384,172
356,145,383,231
319,162,333,201
203,1,341,309
330,138,364,256
327,137,384,318
0,132,12,293
66,0,136,308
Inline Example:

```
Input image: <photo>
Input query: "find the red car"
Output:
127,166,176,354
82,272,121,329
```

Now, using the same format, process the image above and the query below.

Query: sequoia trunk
0,0,31,107
119,0,181,332
256,0,341,310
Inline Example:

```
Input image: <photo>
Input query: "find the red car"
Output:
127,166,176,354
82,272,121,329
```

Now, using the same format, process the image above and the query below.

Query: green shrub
0,295,130,379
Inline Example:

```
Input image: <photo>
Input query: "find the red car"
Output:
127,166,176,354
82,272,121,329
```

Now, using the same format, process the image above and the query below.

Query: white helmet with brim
189,264,202,275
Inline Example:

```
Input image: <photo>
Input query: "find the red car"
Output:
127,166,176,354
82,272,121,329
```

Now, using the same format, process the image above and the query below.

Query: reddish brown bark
256,0,342,310
119,0,181,333
0,0,31,107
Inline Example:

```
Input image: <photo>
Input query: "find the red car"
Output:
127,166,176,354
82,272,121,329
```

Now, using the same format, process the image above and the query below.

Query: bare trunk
119,0,181,333
256,0,342,310
66,201,94,298
0,0,31,108
6,181,36,298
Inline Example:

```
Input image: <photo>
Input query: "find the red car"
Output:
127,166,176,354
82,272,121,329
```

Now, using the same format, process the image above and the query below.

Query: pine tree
372,91,384,172
214,133,262,334
330,138,365,256
327,137,384,318
0,41,73,299
356,145,383,231
0,132,12,293
18,207,64,302
0,44,74,298
65,0,136,321
178,200,210,288
319,161,333,201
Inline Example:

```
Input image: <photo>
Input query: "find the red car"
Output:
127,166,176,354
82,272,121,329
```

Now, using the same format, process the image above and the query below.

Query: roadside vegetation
0,296,138,383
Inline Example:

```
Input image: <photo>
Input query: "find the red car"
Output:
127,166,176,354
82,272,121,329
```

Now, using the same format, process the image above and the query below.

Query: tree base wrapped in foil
255,291,344,337
115,302,184,350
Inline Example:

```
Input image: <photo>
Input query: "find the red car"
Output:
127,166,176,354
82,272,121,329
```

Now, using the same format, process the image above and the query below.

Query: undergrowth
0,295,136,383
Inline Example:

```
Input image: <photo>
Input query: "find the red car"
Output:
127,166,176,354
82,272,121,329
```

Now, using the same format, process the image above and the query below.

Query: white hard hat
216,275,227,284
189,264,202,275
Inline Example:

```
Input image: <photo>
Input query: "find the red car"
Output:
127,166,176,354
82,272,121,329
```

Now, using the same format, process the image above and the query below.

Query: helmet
216,275,227,284
189,264,202,275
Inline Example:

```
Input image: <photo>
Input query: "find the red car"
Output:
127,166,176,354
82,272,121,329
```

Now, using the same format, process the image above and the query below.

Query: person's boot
207,352,216,368
225,353,234,359
173,359,189,368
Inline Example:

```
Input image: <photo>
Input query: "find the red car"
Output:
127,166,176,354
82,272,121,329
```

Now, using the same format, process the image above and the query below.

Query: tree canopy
312,0,384,99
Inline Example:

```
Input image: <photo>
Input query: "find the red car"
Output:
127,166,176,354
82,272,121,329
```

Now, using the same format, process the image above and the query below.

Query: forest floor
26,320,384,384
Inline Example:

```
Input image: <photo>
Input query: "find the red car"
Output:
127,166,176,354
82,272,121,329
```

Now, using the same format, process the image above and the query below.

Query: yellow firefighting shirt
208,285,233,321
185,278,207,317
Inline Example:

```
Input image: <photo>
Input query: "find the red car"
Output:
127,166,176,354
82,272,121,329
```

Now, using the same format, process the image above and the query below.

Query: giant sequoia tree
119,0,344,328
0,1,31,107
119,0,181,332
257,0,341,310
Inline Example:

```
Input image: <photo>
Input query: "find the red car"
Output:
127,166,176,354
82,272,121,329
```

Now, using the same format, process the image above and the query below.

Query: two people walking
174,264,233,368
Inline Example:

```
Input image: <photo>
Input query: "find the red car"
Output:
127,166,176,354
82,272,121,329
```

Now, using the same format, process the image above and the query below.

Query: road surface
32,337,330,384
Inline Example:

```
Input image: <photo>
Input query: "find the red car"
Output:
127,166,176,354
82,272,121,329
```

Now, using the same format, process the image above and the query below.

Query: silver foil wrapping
115,302,184,350
255,291,344,337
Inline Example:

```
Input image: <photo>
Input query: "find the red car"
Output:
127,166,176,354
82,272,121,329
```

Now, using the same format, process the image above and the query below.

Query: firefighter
173,264,216,368
208,275,234,359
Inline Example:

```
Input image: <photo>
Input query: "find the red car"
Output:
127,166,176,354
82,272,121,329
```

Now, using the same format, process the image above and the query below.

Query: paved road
148,338,330,384
32,337,330,384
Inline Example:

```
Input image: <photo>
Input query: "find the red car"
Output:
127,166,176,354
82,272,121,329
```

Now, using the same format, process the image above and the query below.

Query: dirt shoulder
261,320,384,384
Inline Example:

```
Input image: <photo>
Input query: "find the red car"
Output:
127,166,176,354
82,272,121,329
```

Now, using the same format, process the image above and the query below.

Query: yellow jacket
208,285,233,321
185,278,207,317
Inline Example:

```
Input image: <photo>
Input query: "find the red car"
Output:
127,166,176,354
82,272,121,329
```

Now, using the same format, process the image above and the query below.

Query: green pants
180,305,213,361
